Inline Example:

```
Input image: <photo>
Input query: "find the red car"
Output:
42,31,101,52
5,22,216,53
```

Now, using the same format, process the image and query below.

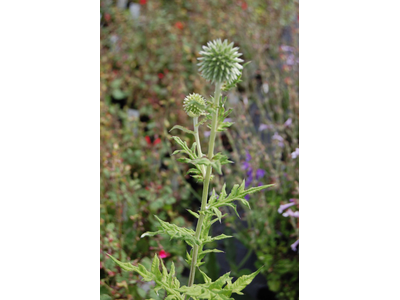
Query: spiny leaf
198,268,212,284
107,254,136,272
142,216,200,247
212,206,222,223
191,142,197,155
169,125,195,136
187,168,201,175
177,272,234,300
187,209,200,219
225,267,263,295
238,183,274,197
151,254,162,280
188,157,212,166
107,254,153,281
203,233,233,244
199,249,224,256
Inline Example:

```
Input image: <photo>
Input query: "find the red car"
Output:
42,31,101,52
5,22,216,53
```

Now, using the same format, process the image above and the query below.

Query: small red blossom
145,136,152,145
241,1,248,10
105,13,111,22
174,21,184,30
153,138,161,145
158,73,164,79
158,250,170,259
145,135,162,146
139,0,146,5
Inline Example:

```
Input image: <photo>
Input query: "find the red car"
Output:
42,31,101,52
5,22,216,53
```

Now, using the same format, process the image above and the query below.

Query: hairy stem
187,82,221,289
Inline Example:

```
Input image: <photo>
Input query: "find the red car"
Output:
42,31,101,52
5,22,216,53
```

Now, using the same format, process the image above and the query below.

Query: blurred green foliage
101,0,298,299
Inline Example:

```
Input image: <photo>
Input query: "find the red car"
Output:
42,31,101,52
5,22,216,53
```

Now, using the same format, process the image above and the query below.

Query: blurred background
100,0,299,299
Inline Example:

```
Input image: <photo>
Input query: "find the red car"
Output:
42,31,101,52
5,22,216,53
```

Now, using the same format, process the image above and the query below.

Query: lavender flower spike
278,202,295,214
256,169,266,180
291,148,299,159
291,239,299,251
259,124,269,131
282,209,299,218
284,118,292,127
272,132,284,147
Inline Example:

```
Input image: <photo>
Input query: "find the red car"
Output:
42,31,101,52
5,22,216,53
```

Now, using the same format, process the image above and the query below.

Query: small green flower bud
197,39,244,84
183,93,206,118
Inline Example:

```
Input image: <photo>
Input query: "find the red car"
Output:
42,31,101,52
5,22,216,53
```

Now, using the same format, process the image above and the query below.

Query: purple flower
259,124,270,131
282,209,299,218
272,132,284,147
224,118,233,123
278,202,295,214
245,151,251,162
291,239,299,251
291,148,299,159
242,161,251,170
280,45,294,52
256,169,266,180
204,131,211,138
245,194,250,201
286,54,295,66
284,118,292,127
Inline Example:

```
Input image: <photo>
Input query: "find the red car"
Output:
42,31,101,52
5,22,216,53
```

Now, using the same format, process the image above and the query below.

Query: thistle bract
198,39,244,84
183,93,206,118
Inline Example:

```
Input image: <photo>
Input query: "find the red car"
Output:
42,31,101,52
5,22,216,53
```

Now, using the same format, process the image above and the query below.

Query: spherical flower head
197,39,244,84
183,93,206,118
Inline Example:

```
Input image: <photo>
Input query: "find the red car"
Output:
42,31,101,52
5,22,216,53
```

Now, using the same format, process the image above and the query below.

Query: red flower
104,13,111,22
153,138,161,145
145,136,152,145
145,136,162,146
241,1,248,10
174,21,184,30
158,73,164,79
139,0,146,5
159,249,170,259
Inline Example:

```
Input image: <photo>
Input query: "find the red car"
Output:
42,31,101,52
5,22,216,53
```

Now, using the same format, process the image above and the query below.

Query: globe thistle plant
108,40,273,300
197,39,244,84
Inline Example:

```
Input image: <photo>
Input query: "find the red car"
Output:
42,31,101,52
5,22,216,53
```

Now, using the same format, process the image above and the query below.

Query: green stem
187,82,221,289
193,117,205,176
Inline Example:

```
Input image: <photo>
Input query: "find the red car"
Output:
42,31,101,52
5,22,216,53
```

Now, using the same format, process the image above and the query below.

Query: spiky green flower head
197,39,244,84
183,93,206,118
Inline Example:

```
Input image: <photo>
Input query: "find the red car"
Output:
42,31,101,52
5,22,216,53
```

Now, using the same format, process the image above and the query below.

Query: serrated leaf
225,267,262,295
203,233,233,244
188,157,211,166
107,254,136,272
151,254,162,280
238,184,274,197
169,125,195,136
212,206,222,223
199,249,224,256
187,209,200,219
236,198,251,210
198,268,212,284
141,230,162,238
172,150,183,155
210,214,228,225
107,254,153,281
191,142,197,155
144,216,200,247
